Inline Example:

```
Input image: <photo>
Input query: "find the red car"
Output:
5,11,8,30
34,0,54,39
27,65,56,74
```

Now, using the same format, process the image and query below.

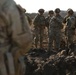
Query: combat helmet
38,9,44,13
67,8,74,15
48,10,54,14
55,8,61,13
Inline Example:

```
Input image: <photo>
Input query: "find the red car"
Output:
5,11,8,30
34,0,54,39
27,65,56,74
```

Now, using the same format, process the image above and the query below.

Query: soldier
33,9,46,48
0,1,33,75
63,8,76,49
45,10,54,33
49,8,63,52
45,10,54,48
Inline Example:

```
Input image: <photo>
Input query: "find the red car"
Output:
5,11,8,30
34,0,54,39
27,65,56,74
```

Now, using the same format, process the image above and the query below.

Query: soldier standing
45,10,54,34
45,10,54,48
33,9,46,48
49,8,63,52
63,8,76,49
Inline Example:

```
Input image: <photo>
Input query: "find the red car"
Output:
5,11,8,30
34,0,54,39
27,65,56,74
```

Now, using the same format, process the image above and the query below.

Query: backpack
11,5,33,53
0,3,32,53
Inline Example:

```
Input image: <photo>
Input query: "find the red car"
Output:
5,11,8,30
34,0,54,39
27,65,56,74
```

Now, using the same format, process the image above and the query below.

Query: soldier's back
0,0,33,75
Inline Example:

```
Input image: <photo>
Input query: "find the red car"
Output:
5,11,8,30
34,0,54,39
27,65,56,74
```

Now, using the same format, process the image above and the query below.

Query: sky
14,0,76,13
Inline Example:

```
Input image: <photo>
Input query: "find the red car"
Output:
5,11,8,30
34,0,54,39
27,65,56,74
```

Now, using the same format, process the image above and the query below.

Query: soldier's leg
40,28,44,48
35,34,39,48
60,32,66,49
48,31,54,51
47,27,49,47
68,30,74,47
68,30,75,51
35,28,39,48
48,26,49,36
55,32,61,50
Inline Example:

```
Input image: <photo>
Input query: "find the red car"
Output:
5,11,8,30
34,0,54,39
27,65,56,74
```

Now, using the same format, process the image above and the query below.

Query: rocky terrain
24,44,76,75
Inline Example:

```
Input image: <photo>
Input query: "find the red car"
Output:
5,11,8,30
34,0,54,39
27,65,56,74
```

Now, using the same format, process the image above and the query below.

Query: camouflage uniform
33,9,46,48
63,9,76,48
49,8,63,51
45,10,54,35
0,3,32,75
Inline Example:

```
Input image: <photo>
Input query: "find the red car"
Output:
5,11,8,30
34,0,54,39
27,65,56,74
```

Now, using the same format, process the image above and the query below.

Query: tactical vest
33,14,46,26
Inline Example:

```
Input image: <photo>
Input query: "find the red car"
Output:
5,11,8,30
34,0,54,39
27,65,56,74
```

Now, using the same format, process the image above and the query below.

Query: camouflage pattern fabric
49,15,63,51
45,16,53,34
33,14,46,48
45,16,52,28
65,15,76,46
0,0,33,75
